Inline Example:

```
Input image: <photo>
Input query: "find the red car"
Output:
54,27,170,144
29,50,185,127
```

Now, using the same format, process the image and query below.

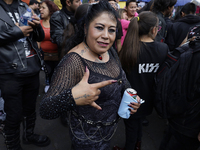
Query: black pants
0,73,39,130
159,125,200,150
124,117,142,150
44,61,59,85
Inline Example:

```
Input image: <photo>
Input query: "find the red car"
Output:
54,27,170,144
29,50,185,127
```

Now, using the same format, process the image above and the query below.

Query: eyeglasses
156,26,162,32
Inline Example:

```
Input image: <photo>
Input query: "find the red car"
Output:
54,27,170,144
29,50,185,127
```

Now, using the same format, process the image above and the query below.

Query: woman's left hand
128,96,141,114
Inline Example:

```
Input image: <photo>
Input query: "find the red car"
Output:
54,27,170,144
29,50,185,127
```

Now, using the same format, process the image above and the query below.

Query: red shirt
21,0,30,5
40,20,58,53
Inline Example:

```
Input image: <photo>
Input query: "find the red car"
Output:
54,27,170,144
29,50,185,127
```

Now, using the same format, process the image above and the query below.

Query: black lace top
40,48,130,146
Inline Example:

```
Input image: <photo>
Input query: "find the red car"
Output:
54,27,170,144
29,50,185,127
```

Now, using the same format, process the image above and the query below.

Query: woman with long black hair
119,11,168,150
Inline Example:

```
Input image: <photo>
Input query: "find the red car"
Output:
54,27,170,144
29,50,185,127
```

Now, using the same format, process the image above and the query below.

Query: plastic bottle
18,8,33,48
0,90,6,122
19,8,33,26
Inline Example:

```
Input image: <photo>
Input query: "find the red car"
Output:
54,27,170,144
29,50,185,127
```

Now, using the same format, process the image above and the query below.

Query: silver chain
69,111,118,142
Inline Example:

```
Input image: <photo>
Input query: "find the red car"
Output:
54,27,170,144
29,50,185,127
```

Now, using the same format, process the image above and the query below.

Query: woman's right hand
72,67,117,110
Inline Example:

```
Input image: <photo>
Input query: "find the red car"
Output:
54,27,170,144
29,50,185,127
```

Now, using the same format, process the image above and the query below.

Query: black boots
4,112,50,149
22,112,50,147
4,129,23,150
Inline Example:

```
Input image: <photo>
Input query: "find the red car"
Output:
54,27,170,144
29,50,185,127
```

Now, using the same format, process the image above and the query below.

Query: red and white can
126,88,137,98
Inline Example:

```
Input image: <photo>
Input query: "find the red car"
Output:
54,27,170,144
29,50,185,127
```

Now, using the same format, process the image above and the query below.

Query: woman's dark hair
152,0,177,13
126,0,137,7
181,2,197,15
119,11,158,73
63,0,118,54
75,3,90,23
42,0,59,16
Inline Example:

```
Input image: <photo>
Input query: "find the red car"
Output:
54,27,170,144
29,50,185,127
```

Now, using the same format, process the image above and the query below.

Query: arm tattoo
74,94,90,100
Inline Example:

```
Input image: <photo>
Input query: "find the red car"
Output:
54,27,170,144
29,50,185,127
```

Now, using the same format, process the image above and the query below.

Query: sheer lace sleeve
40,53,85,119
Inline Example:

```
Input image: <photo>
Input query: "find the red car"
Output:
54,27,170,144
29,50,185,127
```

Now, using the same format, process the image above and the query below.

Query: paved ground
0,71,199,150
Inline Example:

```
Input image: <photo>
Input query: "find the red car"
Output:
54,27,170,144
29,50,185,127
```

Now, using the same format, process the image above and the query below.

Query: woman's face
126,2,137,17
40,2,50,19
122,11,128,20
86,12,117,55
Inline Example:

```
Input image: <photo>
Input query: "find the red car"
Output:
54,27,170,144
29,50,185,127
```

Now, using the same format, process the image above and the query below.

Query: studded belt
71,110,121,127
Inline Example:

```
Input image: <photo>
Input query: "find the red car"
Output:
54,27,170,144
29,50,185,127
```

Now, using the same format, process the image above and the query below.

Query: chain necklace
83,42,105,63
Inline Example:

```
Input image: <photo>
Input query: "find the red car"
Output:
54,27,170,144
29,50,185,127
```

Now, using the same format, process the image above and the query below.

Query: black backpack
154,41,200,119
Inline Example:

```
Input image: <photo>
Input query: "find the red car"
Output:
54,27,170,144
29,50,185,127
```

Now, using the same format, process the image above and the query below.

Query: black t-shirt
126,41,168,117
0,0,19,24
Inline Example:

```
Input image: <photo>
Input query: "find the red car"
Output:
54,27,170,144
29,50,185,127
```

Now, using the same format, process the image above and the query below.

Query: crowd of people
0,0,200,150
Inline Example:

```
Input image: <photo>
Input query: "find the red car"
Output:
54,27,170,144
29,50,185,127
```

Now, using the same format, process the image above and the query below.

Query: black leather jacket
50,9,71,57
0,0,44,75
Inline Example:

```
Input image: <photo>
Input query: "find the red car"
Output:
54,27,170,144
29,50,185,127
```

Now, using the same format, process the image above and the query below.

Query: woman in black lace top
40,1,141,149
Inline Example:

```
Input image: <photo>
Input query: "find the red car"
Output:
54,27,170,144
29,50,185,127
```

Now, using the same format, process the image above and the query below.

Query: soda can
126,88,137,98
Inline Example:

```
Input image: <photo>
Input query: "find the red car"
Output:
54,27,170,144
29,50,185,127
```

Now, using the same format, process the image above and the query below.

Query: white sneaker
44,85,50,93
